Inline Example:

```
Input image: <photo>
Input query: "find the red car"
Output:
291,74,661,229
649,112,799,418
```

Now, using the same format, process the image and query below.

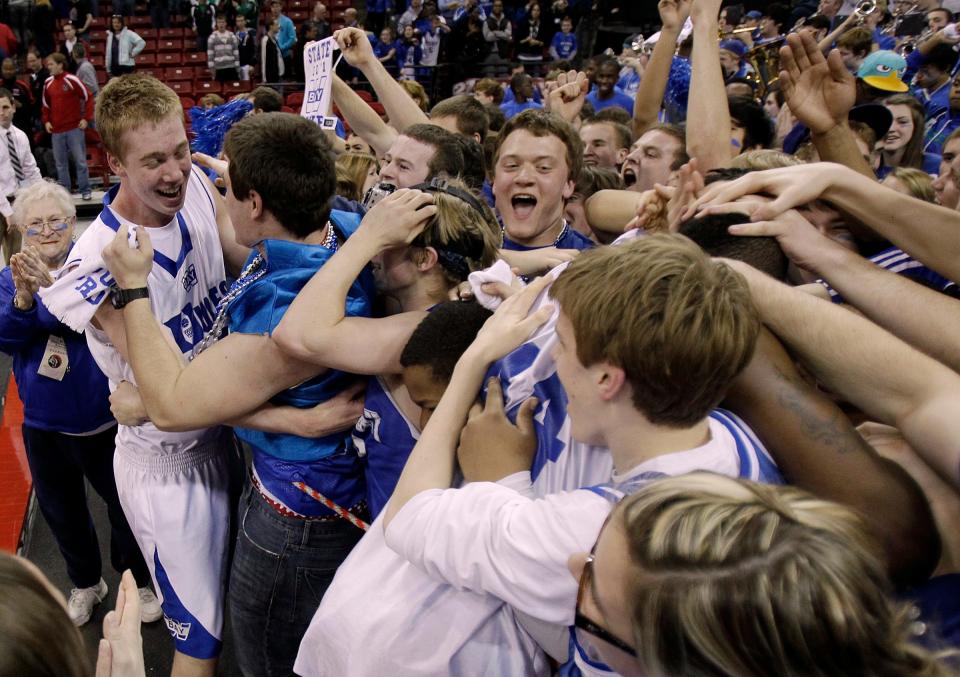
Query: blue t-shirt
586,88,634,116
501,223,595,252
551,31,577,60
228,211,375,517
924,108,960,156
500,99,543,120
373,38,398,63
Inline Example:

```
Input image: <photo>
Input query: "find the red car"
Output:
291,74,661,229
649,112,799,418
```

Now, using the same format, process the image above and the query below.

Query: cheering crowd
3,0,960,675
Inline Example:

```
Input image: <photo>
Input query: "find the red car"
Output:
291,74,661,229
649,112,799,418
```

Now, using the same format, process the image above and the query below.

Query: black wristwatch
109,283,150,309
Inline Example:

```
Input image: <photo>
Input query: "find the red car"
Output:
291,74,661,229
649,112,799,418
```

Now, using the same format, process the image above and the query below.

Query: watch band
110,284,150,309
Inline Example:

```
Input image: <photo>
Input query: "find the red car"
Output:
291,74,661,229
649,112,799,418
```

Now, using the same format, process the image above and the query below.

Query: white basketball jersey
41,166,229,457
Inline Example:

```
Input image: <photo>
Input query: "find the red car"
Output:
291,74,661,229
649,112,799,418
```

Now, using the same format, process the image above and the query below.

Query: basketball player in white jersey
40,74,250,677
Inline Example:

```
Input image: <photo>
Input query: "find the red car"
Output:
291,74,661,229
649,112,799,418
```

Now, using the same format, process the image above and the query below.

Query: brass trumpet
854,0,878,26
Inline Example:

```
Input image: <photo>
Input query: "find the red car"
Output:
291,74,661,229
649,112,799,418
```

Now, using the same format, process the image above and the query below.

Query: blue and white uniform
353,376,420,520
40,166,233,659
820,246,958,302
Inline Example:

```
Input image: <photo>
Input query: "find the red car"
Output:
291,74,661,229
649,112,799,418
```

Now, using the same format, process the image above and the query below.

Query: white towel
39,221,117,332
467,259,516,311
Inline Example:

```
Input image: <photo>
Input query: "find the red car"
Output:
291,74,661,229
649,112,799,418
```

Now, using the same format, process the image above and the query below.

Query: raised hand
779,31,855,135
357,188,437,249
726,208,842,274
547,70,589,123
456,377,538,482
469,273,554,362
658,0,692,32
334,27,376,69
10,245,53,308
102,224,154,290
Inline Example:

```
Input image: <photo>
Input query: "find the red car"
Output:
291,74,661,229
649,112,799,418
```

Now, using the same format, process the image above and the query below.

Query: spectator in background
459,16,489,77
335,152,379,202
0,19,19,59
399,78,430,111
72,44,98,98
586,57,634,115
58,22,80,73
236,0,259,31
836,27,872,73
112,0,134,19
24,50,46,140
0,88,40,262
41,52,93,200
5,0,28,49
1,59,34,136
396,24,422,80
363,0,386,35
208,13,240,82
515,1,545,64
500,71,542,118
374,26,399,76
420,15,450,70
105,15,145,78
32,0,58,57
269,0,296,76
198,92,224,108
193,0,216,52
482,0,512,75
549,15,577,61
148,0,170,29
261,18,285,85
236,14,256,81
473,77,504,105
398,0,424,32
879,94,940,177
913,43,957,120
66,0,93,40
293,21,319,82
311,2,331,38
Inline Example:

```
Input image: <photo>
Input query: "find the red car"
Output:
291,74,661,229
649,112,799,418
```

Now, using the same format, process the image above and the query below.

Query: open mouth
511,193,538,219
622,168,637,187
156,184,183,200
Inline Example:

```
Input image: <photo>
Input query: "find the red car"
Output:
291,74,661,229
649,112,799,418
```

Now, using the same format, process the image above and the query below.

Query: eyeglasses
24,216,72,237
574,553,637,660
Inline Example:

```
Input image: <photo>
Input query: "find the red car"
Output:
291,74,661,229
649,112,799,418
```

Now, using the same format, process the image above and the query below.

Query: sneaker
138,586,163,623
67,578,108,626
82,191,92,201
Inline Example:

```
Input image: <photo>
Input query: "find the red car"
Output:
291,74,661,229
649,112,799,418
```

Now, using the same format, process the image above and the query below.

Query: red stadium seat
141,39,157,53
285,91,304,107
280,105,294,113
88,42,105,56
160,27,187,38
184,52,207,65
90,55,105,68
96,70,107,85
166,66,193,81
139,28,158,38
356,90,373,103
193,80,223,96
86,145,112,188
169,80,192,95
288,9,308,21
88,29,107,41
90,16,107,29
157,38,183,52
138,67,161,79
157,52,182,65
134,53,156,66
222,80,252,97
287,0,309,8
129,16,150,27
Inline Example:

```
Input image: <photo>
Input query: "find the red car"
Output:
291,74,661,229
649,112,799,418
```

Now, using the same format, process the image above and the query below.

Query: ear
417,246,440,272
105,151,125,177
247,188,265,220
596,363,626,402
615,147,628,166
562,177,575,201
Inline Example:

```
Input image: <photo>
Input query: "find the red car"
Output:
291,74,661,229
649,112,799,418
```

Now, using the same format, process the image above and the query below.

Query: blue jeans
52,127,90,194
228,481,364,676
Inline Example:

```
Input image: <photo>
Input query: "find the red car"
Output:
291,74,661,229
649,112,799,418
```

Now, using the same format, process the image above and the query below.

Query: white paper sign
301,37,338,128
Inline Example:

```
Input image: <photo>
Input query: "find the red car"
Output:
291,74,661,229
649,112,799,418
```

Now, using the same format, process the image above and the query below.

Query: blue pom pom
189,98,254,158
664,56,691,124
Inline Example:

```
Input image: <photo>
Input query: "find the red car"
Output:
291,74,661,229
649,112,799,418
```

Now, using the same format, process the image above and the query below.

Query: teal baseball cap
857,50,909,93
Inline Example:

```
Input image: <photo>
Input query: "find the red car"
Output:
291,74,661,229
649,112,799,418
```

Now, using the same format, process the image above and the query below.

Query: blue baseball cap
719,39,747,58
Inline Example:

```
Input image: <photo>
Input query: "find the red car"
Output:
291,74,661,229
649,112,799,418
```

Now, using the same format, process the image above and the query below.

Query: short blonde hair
550,234,758,426
889,167,936,203
729,149,801,171
95,74,183,160
12,180,75,227
399,79,430,112
619,474,957,676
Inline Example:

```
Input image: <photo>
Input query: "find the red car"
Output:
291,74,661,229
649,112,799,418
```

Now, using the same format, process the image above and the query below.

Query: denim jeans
52,127,90,194
228,482,364,676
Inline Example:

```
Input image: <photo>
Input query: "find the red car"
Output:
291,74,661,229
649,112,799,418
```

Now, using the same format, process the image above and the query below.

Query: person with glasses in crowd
0,179,161,629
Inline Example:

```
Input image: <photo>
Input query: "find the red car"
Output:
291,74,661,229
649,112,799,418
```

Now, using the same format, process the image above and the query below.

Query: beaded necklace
189,223,339,359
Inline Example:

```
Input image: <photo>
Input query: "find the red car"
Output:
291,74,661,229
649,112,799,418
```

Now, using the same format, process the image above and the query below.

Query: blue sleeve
279,17,296,52
904,48,924,83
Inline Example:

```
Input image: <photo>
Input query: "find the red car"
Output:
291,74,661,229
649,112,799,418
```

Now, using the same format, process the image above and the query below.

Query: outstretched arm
335,28,430,134
734,261,960,490
686,0,734,171
332,75,397,157
273,189,436,375
724,327,940,588
633,0,689,138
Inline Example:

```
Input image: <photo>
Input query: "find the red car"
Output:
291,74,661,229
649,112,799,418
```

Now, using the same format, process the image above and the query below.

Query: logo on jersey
181,264,198,292
162,280,231,353
73,267,115,306
164,615,192,641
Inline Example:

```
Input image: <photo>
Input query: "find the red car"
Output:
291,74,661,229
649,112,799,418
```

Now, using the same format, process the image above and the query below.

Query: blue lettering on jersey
74,267,115,306
162,281,230,353
182,264,198,292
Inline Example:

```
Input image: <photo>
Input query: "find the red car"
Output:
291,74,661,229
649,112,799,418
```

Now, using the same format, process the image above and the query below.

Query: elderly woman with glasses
0,180,161,628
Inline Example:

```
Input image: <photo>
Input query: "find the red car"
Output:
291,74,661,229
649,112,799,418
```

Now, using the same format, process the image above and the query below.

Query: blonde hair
550,234,758,427
889,167,936,203
12,180,75,227
399,79,430,112
411,178,500,289
95,74,183,160
335,152,379,202
618,474,956,677
729,149,802,171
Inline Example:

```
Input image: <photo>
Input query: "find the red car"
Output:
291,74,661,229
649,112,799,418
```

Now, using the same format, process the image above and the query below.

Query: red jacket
41,72,93,134
0,23,18,59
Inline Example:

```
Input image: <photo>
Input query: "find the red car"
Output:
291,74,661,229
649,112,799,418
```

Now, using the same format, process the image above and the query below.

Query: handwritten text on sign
301,37,336,127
